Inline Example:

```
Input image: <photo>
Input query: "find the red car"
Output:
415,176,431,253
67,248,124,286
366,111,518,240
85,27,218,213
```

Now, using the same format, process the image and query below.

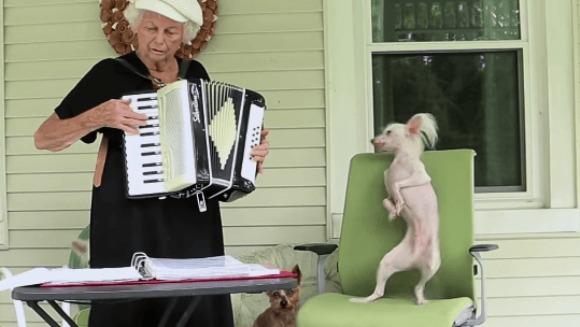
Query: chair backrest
338,149,475,301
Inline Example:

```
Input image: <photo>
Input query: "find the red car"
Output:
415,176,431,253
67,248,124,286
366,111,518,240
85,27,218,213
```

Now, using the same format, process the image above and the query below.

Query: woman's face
135,11,184,64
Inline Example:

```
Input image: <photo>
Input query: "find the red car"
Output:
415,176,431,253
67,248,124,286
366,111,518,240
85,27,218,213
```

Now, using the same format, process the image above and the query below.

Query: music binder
130,252,281,281
0,254,293,290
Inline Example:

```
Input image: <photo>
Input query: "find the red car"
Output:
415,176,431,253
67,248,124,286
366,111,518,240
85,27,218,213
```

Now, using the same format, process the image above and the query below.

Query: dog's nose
371,138,383,146
281,299,287,307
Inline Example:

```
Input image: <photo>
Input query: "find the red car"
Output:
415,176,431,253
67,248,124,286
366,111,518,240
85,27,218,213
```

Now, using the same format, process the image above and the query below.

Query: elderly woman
33,0,268,326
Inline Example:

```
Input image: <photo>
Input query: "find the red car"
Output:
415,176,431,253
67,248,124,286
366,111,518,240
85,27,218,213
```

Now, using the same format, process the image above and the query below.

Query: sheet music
0,267,142,291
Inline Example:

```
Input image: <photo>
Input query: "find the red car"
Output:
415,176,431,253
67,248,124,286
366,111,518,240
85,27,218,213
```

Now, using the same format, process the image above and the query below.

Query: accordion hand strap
93,134,109,188
178,59,191,79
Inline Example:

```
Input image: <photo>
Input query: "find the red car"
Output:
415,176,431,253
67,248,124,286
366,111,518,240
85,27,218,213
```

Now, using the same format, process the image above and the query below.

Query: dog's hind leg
350,260,397,303
350,244,412,303
414,252,441,305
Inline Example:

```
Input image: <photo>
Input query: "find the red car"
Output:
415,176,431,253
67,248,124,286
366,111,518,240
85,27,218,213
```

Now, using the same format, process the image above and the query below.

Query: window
325,0,578,237
370,0,525,192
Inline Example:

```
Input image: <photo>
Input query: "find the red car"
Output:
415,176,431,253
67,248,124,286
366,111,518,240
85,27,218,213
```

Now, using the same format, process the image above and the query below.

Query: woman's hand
34,99,148,152
251,128,270,174
93,99,148,134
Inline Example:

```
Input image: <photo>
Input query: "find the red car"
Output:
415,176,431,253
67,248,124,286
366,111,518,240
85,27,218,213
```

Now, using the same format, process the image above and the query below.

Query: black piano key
140,131,159,137
143,171,163,176
143,162,162,168
144,178,164,184
136,96,157,102
141,151,161,156
141,143,161,148
136,105,157,111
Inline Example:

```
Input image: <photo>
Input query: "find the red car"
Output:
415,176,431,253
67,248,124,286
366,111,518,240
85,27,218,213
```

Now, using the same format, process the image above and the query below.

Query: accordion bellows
122,79,266,208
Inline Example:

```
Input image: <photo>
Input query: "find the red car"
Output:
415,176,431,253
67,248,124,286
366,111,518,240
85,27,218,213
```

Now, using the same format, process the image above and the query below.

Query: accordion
122,79,266,210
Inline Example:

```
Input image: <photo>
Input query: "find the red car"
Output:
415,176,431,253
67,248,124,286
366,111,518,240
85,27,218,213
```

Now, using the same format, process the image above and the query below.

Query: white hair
124,2,201,44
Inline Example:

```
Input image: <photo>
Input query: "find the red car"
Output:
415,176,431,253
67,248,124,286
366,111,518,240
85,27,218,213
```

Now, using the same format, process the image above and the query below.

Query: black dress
54,52,234,327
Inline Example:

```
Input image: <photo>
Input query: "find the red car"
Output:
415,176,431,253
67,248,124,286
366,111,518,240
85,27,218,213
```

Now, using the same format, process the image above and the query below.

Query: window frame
324,0,579,239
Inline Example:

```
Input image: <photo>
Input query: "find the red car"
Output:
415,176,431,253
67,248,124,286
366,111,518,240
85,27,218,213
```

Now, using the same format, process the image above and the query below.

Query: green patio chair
297,149,497,327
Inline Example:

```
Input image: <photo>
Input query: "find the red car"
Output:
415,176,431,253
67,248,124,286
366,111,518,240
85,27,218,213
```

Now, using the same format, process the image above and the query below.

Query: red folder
41,270,296,288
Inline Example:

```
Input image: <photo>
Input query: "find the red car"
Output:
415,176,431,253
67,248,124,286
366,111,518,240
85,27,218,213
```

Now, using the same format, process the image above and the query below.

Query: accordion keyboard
123,92,166,197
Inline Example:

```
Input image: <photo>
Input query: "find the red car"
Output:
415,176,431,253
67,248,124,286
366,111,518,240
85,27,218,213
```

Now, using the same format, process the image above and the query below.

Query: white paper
46,267,142,285
0,267,51,291
0,267,142,291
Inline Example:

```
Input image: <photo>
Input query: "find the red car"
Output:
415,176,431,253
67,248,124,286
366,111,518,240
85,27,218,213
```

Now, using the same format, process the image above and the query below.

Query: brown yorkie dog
253,265,302,327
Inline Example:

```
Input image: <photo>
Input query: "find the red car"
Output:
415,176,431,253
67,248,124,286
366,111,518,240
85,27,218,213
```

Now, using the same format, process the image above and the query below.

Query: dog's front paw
395,199,405,215
383,199,399,220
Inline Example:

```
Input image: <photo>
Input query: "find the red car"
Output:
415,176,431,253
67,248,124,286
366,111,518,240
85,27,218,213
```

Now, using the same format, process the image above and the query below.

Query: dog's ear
291,264,302,284
406,114,423,136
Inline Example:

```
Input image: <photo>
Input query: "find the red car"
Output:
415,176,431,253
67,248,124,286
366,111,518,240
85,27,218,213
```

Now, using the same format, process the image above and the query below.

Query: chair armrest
469,244,499,253
294,243,338,256
466,243,498,326
294,243,338,294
